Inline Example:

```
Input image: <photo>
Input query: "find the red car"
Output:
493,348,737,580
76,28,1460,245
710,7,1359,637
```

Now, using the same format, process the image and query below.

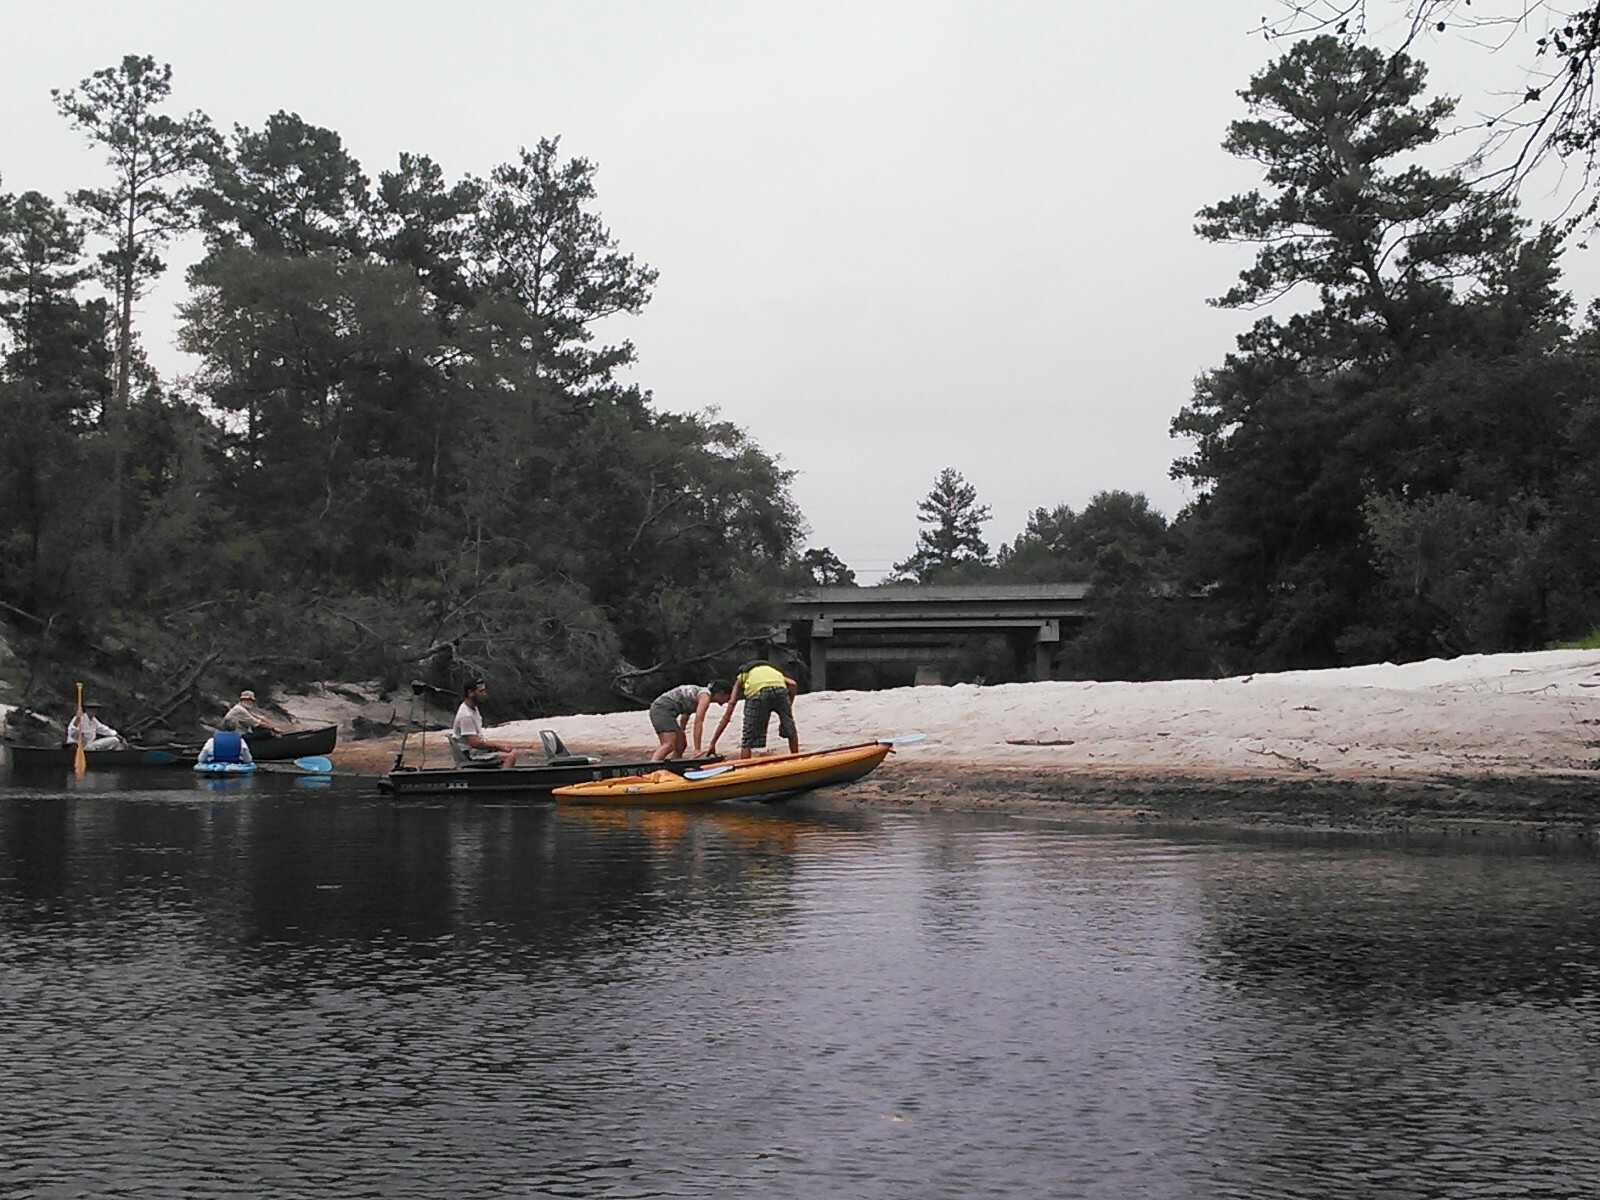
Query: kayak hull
552,742,893,805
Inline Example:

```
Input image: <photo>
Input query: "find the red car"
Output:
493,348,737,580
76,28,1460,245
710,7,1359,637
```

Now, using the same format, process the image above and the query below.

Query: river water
0,772,1595,1198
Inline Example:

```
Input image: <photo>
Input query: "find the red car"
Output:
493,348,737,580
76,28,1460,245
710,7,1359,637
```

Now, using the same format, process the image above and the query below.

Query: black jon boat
5,725,338,771
378,729,717,797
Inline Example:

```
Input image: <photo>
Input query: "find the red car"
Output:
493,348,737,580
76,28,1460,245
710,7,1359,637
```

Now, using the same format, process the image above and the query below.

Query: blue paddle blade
685,764,737,779
294,756,333,773
142,750,177,764
878,732,925,745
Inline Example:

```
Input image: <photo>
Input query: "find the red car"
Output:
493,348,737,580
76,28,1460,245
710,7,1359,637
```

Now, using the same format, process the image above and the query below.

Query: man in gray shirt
649,680,732,760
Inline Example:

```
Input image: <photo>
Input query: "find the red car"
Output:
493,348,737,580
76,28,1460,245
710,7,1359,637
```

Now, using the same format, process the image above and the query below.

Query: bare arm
707,684,741,753
467,730,513,753
691,694,712,753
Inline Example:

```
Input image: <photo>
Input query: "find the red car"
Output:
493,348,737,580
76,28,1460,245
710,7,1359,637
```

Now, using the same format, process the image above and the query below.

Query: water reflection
1189,845,1600,1198
0,779,1596,1198
1199,848,1600,1009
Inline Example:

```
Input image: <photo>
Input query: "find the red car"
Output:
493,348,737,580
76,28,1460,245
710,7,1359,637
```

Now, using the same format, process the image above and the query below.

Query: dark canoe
378,753,720,797
236,725,338,761
5,744,199,770
5,725,338,772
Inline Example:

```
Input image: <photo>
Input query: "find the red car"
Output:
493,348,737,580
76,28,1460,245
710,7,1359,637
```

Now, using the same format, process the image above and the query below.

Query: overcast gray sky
4,1,1595,581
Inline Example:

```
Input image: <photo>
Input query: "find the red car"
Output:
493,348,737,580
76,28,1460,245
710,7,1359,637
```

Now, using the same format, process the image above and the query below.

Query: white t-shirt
452,700,485,741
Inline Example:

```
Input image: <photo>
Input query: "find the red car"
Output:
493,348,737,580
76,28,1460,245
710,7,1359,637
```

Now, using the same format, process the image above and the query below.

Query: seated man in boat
706,661,799,760
66,702,126,751
198,730,254,765
221,689,280,736
648,679,732,761
451,677,518,767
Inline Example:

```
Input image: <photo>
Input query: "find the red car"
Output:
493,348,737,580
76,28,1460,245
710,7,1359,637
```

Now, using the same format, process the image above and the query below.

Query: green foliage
1173,34,1600,669
194,111,371,258
800,547,856,586
469,138,658,389
992,491,1210,680
53,54,220,546
0,59,806,721
994,504,1089,581
0,186,116,623
889,467,992,583
997,491,1175,586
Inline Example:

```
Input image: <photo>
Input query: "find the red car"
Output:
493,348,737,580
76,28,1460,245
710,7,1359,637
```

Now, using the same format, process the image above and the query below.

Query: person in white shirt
221,689,279,735
66,703,125,751
452,677,517,767
198,731,254,764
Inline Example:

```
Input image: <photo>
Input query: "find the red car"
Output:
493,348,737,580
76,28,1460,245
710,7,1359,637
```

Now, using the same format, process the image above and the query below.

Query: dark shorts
649,700,685,736
741,686,794,749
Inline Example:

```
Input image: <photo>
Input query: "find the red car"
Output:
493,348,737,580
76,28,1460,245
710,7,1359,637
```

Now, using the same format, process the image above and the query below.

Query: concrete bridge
778,583,1092,688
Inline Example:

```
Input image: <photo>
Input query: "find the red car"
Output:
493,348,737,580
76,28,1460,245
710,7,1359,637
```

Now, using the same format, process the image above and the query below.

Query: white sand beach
12,651,1596,832
505,649,1600,782
302,650,1600,834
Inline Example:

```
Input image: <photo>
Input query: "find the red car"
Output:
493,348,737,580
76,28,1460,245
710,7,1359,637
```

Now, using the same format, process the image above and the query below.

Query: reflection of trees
228,799,836,969
1190,846,1600,1199
0,788,873,985
1197,850,1600,1010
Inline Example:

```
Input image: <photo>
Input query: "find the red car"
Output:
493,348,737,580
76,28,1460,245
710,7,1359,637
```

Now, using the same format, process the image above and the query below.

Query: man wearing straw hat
66,701,126,751
221,689,280,736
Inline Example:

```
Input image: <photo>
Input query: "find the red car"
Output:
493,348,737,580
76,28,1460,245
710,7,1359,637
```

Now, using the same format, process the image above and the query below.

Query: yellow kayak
551,740,896,805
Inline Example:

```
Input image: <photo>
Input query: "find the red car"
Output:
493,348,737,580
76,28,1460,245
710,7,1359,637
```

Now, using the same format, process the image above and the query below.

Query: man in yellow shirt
707,661,799,759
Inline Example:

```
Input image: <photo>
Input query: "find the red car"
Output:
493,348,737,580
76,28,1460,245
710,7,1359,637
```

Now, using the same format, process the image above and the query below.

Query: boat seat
447,734,504,769
540,728,599,767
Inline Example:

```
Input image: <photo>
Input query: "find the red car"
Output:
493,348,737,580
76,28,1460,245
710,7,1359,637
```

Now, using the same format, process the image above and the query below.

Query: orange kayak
551,740,895,805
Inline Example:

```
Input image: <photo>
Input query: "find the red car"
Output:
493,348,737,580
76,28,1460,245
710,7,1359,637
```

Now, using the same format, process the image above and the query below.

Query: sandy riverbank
303,650,1600,838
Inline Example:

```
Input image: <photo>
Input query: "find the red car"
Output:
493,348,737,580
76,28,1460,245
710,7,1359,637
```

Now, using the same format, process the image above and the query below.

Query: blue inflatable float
193,730,257,774
194,760,257,775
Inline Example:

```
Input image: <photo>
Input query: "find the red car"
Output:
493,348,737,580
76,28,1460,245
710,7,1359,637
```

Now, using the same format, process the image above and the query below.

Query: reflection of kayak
552,741,894,805
193,761,258,775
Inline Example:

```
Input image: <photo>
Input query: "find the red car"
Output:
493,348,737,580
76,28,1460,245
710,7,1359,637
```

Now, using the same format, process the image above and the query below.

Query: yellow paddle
73,682,87,777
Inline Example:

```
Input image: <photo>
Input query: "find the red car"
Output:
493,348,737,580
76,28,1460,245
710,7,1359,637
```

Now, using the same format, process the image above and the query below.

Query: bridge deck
781,583,1091,687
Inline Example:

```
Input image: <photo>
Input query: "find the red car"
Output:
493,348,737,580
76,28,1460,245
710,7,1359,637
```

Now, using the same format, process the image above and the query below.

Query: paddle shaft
72,682,87,777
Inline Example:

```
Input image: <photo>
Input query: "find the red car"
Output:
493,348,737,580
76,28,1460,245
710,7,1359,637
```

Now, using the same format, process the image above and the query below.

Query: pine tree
889,468,992,583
